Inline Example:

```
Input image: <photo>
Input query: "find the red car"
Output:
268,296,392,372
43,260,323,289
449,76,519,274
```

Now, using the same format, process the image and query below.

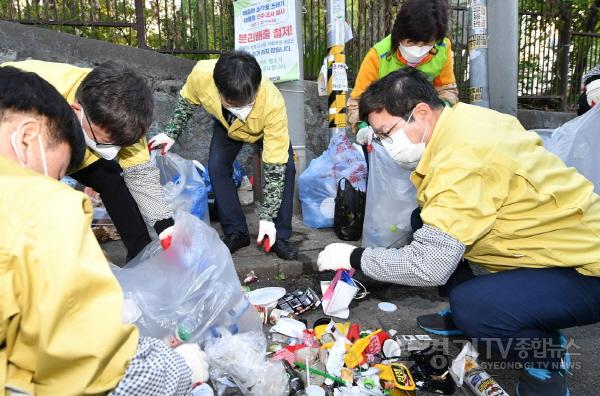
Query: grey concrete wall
0,21,330,176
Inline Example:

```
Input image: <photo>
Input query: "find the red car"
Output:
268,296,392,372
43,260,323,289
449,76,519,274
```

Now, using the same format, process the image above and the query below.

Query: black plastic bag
334,178,366,241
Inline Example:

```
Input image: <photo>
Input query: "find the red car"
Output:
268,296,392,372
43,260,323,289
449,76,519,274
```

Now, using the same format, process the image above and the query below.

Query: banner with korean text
234,0,300,82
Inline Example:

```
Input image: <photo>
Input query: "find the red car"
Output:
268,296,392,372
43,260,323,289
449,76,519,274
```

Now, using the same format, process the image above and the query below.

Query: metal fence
1,0,598,109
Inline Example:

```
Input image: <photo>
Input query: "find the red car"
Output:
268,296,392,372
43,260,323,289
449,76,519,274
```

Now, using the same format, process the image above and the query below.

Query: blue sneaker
515,333,571,396
416,307,463,336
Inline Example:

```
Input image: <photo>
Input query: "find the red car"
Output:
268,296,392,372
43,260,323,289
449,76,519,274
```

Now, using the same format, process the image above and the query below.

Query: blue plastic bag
299,133,368,228
152,152,210,224
203,160,245,193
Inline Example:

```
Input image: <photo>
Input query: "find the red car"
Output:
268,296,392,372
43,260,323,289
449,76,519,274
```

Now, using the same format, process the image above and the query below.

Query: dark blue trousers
208,120,296,240
411,209,600,368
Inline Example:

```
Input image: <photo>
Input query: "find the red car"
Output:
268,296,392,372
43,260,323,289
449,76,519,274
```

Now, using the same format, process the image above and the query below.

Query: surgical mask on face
380,109,429,170
225,103,254,122
11,129,49,176
398,43,433,65
79,109,120,160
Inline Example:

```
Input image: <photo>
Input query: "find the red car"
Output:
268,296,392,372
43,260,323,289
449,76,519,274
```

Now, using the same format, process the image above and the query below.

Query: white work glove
317,243,356,271
356,125,373,145
257,220,276,252
174,343,209,386
586,80,600,107
148,133,175,155
159,226,174,250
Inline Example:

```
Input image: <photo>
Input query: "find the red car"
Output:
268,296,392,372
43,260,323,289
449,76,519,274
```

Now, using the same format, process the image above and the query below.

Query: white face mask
11,129,49,177
380,109,429,170
398,44,433,65
79,108,120,160
225,104,254,122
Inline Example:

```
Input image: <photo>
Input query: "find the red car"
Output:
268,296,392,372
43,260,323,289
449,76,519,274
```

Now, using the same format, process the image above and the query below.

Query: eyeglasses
82,108,114,148
372,118,402,144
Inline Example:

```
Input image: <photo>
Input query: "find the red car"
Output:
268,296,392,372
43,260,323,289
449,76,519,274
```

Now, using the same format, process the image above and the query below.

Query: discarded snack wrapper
243,270,258,284
277,287,321,315
375,363,416,391
410,346,456,395
397,334,434,351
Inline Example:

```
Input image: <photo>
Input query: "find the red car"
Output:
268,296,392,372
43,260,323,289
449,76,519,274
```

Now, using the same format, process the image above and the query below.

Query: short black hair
359,68,445,122
76,61,154,146
213,51,262,106
0,66,85,171
390,0,449,54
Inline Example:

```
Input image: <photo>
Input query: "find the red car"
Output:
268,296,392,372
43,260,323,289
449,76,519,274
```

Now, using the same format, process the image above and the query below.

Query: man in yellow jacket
1,59,175,260
317,69,600,396
149,51,298,260
0,66,206,394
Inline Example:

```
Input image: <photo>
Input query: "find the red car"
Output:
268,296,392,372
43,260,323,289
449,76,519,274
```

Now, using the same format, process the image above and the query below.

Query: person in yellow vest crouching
149,51,298,260
317,69,600,396
1,59,176,261
0,66,208,395
349,0,459,148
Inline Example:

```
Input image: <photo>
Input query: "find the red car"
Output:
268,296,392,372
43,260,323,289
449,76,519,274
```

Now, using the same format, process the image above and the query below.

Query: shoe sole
417,323,463,336
516,384,570,396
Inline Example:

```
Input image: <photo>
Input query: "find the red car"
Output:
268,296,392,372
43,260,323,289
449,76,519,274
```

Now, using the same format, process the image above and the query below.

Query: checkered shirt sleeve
108,337,192,396
360,224,466,287
122,161,174,225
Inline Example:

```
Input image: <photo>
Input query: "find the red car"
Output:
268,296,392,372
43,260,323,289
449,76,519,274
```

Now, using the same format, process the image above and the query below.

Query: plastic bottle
208,297,261,338
283,360,305,396
176,316,200,341
191,383,214,396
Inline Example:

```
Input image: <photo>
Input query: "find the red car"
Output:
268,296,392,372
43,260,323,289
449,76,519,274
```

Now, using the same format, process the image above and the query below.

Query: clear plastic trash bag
546,105,600,192
112,212,261,344
299,132,368,228
205,331,289,396
361,142,418,248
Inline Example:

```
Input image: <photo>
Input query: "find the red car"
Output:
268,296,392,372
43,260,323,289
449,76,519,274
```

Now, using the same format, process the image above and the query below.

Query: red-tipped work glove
148,133,175,155
159,226,174,250
257,220,276,252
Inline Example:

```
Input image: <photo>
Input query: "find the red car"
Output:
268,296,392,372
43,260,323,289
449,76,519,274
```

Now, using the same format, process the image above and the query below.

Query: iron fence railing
1,0,598,109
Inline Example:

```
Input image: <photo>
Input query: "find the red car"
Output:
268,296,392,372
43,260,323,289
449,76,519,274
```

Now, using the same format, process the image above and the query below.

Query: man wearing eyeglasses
2,59,175,260
317,68,600,396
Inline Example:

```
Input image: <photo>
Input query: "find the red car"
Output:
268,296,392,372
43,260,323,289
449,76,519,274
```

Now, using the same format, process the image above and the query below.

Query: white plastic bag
152,152,210,223
546,105,600,192
112,212,261,344
299,133,368,228
362,142,418,248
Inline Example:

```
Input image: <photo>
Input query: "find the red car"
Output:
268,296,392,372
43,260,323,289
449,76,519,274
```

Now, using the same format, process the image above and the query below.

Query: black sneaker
416,307,463,336
223,231,250,254
270,239,298,260
516,333,571,396
516,368,569,396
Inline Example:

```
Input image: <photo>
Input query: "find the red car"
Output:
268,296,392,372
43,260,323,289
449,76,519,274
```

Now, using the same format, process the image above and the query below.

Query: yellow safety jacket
412,103,600,276
1,60,149,172
180,59,290,164
0,156,138,395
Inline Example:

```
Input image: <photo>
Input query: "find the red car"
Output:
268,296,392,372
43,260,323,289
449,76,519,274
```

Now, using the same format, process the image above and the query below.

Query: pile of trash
238,270,509,396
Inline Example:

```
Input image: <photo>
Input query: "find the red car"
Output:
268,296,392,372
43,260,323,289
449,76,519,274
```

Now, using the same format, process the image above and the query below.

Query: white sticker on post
331,63,348,91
